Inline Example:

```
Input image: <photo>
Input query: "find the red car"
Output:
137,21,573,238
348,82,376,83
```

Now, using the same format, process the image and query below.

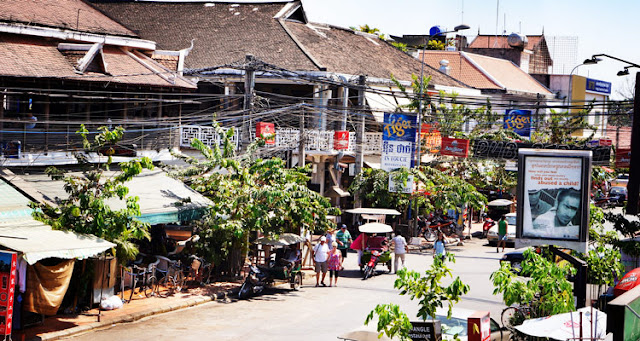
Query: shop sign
333,131,349,150
409,320,441,341
420,123,441,153
504,109,532,137
467,311,491,341
255,122,275,144
382,113,417,171
441,137,470,157
0,251,17,338
586,78,611,95
616,148,631,168
471,139,611,166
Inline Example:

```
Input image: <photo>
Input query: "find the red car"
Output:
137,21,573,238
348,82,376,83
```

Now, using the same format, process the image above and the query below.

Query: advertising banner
333,131,349,150
420,123,441,153
504,109,532,137
0,251,17,338
382,113,417,171
388,174,414,193
255,122,275,144
516,149,591,253
586,78,612,95
616,148,631,168
441,137,470,158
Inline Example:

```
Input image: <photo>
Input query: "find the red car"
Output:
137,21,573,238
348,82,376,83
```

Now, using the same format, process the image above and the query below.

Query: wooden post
354,75,366,209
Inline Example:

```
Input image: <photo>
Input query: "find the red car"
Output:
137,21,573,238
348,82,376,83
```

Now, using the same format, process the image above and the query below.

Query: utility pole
243,54,256,148
354,75,366,208
626,71,640,214
298,104,305,168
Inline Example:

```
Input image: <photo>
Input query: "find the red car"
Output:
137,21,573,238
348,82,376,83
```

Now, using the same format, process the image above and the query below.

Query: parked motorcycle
482,217,496,238
238,264,268,299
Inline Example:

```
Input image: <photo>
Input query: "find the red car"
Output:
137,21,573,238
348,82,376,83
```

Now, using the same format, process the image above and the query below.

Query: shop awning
7,169,212,225
0,178,115,265
0,218,115,265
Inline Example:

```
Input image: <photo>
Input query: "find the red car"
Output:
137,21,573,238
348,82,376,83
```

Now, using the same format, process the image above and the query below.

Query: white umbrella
515,307,607,340
253,233,306,246
487,199,514,206
358,222,393,234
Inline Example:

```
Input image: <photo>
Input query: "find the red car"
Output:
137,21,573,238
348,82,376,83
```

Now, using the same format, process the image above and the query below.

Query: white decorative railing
180,125,382,154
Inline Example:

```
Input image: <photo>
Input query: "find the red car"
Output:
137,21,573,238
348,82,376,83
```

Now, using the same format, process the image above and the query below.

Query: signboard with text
420,123,442,153
441,137,470,158
616,148,631,168
586,78,612,95
516,149,591,253
333,131,349,150
409,320,441,341
382,113,417,171
0,251,16,338
389,174,414,193
255,122,275,144
471,139,611,166
467,311,491,341
504,109,532,137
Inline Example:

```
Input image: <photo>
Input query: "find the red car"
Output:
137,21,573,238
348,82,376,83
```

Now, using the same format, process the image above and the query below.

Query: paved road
66,237,511,341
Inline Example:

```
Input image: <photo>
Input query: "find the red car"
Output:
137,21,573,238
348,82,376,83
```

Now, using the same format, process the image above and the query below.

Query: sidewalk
15,282,241,341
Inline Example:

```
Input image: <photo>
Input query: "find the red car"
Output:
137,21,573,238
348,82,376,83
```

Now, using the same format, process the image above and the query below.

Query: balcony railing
179,125,383,154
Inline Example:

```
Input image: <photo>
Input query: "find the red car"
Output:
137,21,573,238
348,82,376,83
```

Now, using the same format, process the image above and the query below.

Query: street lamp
589,54,640,214
567,57,601,111
414,24,469,231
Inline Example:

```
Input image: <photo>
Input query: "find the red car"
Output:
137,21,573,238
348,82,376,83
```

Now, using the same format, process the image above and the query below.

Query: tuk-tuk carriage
358,222,393,279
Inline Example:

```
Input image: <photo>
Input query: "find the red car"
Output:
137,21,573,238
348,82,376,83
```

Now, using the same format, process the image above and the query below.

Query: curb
29,289,238,341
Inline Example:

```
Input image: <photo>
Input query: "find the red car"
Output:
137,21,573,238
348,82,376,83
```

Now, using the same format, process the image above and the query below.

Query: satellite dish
507,33,528,48
429,25,443,36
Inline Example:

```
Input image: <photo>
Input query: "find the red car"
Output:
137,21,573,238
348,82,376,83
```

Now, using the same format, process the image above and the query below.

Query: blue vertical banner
381,113,417,172
504,109,532,137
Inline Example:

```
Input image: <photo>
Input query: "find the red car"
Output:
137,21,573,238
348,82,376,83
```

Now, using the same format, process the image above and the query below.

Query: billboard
382,113,417,172
440,137,470,158
0,251,16,338
516,149,591,253
255,122,275,144
585,78,612,95
504,109,532,137
420,123,441,153
333,131,349,150
616,148,631,168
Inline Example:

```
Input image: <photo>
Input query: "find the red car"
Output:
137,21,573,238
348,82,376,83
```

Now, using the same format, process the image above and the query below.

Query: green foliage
426,40,445,50
491,249,575,318
606,211,640,259
31,125,153,263
171,123,338,274
366,254,469,340
391,41,408,52
351,24,386,39
530,104,596,145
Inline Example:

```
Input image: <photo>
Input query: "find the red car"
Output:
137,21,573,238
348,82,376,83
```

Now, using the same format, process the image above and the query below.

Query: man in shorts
313,236,329,286
497,215,508,253
336,224,352,258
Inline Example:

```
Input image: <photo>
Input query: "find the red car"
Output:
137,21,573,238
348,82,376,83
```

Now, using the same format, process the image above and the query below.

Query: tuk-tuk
239,233,305,299
358,222,393,279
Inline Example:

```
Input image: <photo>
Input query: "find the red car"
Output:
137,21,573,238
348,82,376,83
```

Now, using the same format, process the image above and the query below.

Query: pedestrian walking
336,224,352,258
313,236,329,287
325,228,335,251
327,242,343,287
433,231,446,261
497,215,507,253
391,230,408,273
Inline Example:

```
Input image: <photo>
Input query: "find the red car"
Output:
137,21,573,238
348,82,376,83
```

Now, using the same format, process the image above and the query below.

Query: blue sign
585,78,611,95
383,113,418,142
504,109,532,137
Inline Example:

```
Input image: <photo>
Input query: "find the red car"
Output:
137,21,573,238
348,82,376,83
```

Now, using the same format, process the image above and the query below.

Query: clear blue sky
302,0,639,99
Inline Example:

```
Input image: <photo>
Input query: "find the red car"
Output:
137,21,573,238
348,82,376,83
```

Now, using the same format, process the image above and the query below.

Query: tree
350,24,385,39
171,124,338,275
530,104,596,145
365,255,469,340
31,125,154,263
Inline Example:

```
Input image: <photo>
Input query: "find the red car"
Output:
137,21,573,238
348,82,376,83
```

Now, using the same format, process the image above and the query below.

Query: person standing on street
313,236,329,287
391,230,408,273
497,215,507,253
433,231,446,261
336,224,352,258
327,242,343,287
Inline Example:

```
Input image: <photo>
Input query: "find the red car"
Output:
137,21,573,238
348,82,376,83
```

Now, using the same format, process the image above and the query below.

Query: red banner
420,124,442,153
599,138,612,146
441,137,470,157
616,148,631,168
0,252,17,337
255,122,275,144
333,131,349,150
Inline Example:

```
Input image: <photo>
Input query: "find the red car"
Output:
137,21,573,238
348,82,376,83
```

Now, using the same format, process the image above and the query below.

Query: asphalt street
65,237,510,341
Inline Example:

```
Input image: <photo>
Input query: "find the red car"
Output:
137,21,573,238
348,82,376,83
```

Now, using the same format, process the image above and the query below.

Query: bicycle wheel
155,276,170,297
143,275,157,298
238,281,253,299
425,230,436,242
501,306,525,330
362,265,373,280
290,272,302,290
174,271,185,293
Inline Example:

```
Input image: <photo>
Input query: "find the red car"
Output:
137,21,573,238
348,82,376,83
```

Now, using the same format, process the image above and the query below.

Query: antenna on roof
461,0,465,24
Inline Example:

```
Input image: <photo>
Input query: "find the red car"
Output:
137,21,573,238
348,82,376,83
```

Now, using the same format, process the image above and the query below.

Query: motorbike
238,233,305,299
482,217,496,238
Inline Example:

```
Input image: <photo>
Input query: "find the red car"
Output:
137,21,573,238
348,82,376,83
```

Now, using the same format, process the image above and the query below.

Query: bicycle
121,263,157,303
154,256,185,297
501,302,535,331
185,255,214,286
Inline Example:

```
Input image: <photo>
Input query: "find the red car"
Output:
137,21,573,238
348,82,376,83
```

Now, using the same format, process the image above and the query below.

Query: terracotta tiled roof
419,50,552,95
0,0,136,37
91,2,318,71
91,1,469,87
0,34,195,89
419,51,501,90
468,35,543,50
